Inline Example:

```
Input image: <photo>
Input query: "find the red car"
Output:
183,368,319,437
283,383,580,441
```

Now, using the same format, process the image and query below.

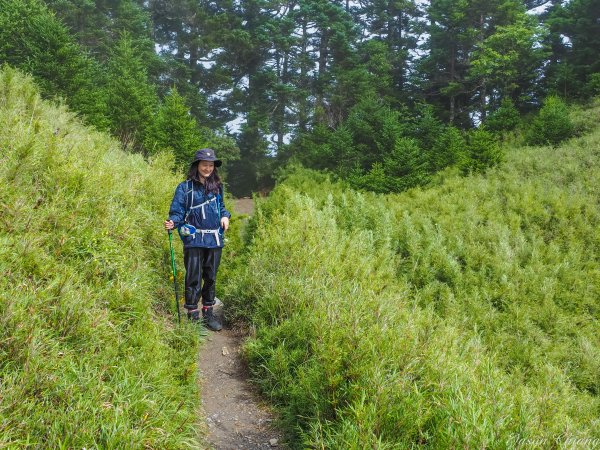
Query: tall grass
0,67,201,448
224,111,600,447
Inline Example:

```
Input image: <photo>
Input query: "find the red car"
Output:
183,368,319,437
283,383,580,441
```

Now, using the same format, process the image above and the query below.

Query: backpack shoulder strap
184,180,192,221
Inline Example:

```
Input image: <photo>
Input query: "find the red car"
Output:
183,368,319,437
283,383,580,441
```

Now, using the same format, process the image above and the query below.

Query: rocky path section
199,320,283,450
198,197,285,450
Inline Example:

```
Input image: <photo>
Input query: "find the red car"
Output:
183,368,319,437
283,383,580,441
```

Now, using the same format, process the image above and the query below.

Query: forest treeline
1,0,598,195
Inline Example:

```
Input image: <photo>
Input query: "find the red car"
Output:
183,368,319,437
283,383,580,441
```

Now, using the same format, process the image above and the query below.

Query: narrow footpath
198,198,285,450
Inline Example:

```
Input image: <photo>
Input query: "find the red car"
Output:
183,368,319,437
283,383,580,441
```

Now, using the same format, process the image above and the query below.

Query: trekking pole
167,228,182,324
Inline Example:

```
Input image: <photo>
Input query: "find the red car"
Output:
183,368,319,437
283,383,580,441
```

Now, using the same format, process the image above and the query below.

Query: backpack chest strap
185,181,219,221
189,196,217,219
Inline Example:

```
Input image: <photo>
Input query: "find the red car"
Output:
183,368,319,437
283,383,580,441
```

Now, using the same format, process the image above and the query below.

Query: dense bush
105,33,159,150
586,73,600,97
350,138,430,193
485,98,521,133
225,115,600,447
290,99,480,194
460,128,503,174
144,86,207,164
0,68,200,448
526,95,575,146
428,126,465,171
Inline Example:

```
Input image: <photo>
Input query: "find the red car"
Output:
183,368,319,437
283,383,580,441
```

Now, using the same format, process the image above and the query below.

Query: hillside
0,68,200,448
224,107,600,448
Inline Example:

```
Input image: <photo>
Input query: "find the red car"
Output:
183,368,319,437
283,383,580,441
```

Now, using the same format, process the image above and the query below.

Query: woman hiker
164,148,231,331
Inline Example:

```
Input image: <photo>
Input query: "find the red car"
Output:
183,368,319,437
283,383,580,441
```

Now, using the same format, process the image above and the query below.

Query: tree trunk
316,27,329,123
449,44,456,124
298,17,309,131
480,81,487,122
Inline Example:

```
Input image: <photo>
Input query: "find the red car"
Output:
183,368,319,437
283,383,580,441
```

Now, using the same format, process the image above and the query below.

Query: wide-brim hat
190,148,222,167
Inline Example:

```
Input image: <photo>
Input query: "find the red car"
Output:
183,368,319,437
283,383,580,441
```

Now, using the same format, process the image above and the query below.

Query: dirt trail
230,197,255,216
198,198,285,450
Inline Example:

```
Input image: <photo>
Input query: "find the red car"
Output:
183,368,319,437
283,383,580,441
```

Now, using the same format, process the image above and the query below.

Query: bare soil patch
199,197,285,449
232,197,255,216
198,306,285,449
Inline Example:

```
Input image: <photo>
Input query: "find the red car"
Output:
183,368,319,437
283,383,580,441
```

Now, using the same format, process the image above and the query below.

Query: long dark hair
187,162,222,195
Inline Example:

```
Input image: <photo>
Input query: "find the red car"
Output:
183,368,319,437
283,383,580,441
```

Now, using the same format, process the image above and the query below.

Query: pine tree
544,0,600,98
460,128,502,174
148,0,232,124
468,13,547,117
353,0,421,103
0,0,108,128
526,95,574,146
145,87,206,168
44,0,159,70
420,0,545,125
105,33,158,150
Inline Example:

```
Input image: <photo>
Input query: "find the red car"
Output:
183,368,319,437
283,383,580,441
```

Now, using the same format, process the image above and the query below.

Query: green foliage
485,98,521,133
291,99,471,194
44,0,159,71
145,87,207,166
526,95,575,146
5,0,594,195
469,17,547,101
545,0,600,99
350,138,430,193
585,73,600,98
224,115,600,447
5,0,597,193
105,33,159,150
429,126,465,172
460,128,503,174
0,68,199,448
145,85,241,178
0,0,109,129
421,0,541,124
569,98,600,137
293,98,417,193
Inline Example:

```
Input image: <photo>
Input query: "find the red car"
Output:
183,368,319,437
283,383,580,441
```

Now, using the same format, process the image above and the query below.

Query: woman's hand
220,217,230,232
164,219,175,230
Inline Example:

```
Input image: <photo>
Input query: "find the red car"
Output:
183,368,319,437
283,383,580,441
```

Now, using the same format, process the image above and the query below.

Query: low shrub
526,95,575,146
225,117,600,447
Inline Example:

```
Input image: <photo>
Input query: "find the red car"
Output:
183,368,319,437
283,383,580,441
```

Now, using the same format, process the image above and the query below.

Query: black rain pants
183,247,222,310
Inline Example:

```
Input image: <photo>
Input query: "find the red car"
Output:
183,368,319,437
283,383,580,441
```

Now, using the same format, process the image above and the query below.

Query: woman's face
198,160,215,179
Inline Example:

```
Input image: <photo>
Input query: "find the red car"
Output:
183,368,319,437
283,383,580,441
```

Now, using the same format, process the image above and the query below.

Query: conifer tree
148,0,234,124
0,0,108,128
105,33,158,150
353,0,421,102
145,87,206,167
526,95,574,146
44,0,159,71
544,0,600,98
420,0,544,125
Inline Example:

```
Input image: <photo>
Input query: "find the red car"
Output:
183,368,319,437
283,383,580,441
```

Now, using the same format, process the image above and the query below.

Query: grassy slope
0,68,200,448
225,107,600,448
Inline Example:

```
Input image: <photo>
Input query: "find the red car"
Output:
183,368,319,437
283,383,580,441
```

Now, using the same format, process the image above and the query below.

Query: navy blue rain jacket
168,180,231,249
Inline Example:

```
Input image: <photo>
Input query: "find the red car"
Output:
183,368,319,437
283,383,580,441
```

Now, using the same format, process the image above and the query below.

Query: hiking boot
202,306,222,331
187,309,200,322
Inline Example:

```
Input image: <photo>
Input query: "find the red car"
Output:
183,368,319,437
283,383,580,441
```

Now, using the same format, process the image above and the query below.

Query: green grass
0,67,201,448
224,107,600,448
